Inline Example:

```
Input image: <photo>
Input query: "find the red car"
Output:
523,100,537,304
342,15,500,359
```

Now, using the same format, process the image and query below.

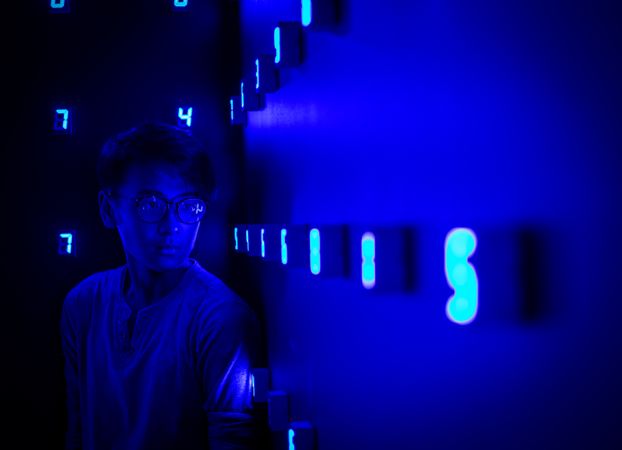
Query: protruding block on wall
230,96,248,126
233,225,249,254
274,22,303,67
251,368,270,403
267,390,289,431
351,226,416,293
246,224,264,257
308,224,349,277
255,54,280,94
289,421,316,450
241,78,265,112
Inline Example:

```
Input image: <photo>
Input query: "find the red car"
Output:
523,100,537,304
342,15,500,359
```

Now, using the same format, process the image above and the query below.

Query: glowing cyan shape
288,429,295,450
59,232,73,255
361,232,376,289
54,109,69,130
281,228,288,265
234,227,238,251
240,82,245,109
230,99,234,122
178,107,192,127
246,229,250,252
51,0,65,8
261,228,266,258
250,374,255,398
274,27,281,64
444,228,479,325
173,0,188,7
310,228,320,275
301,0,312,27
255,59,260,90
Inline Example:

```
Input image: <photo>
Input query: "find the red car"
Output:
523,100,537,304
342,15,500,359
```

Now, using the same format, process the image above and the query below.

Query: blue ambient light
444,228,479,325
274,27,281,64
178,107,192,127
281,228,288,265
54,109,69,131
301,0,312,27
261,228,266,258
310,228,321,275
288,429,295,450
173,0,188,7
361,232,376,289
58,232,73,255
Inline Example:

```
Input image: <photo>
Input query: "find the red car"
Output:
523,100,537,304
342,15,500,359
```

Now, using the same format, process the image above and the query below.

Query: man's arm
192,298,262,450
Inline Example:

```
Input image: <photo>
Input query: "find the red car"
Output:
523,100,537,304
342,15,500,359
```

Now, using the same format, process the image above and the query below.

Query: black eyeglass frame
106,190,208,225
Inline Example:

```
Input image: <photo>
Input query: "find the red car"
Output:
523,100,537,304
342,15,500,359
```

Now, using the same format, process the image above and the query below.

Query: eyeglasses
108,191,207,224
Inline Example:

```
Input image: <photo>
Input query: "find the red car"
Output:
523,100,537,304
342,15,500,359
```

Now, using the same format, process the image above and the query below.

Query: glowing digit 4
444,228,479,325
178,107,192,127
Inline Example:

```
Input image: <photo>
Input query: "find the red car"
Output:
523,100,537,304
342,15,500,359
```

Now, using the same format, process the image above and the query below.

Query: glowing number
251,374,256,398
178,107,192,127
173,0,188,7
361,232,376,289
54,109,69,130
59,233,73,255
51,0,65,8
444,228,478,325
288,429,295,450
246,229,250,252
234,227,238,251
301,0,312,27
274,27,281,64
310,228,320,275
230,99,234,122
281,228,288,265
240,82,245,109
255,59,260,90
261,228,265,258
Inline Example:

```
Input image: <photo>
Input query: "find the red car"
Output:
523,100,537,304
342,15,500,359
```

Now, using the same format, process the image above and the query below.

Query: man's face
108,162,202,272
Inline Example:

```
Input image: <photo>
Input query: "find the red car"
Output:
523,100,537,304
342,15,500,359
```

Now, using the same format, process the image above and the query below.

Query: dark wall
237,1,622,449
3,1,248,448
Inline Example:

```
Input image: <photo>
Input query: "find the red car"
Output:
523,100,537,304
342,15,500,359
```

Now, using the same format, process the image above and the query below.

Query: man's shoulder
185,262,256,322
63,265,123,311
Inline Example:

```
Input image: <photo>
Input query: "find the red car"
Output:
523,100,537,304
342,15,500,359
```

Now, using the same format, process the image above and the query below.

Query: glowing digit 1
234,227,238,251
261,228,266,258
240,82,245,109
51,0,65,8
55,109,69,130
444,228,478,325
310,228,320,275
301,0,312,27
361,232,376,289
255,59,260,90
246,229,250,252
288,429,295,450
59,233,73,255
178,107,192,127
274,27,281,64
230,99,234,122
281,228,288,265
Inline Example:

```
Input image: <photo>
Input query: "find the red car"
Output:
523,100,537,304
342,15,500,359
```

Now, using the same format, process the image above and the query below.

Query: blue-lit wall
237,1,622,448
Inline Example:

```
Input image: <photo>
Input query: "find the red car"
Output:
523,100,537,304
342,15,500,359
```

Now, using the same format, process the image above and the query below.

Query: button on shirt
60,259,261,450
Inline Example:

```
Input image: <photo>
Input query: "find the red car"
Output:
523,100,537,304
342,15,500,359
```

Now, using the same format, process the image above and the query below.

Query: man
60,121,261,449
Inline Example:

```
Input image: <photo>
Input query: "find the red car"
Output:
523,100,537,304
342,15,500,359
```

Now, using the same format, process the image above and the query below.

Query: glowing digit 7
444,228,478,325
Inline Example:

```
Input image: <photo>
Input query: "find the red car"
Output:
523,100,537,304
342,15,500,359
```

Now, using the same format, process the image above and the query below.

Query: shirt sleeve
60,289,83,450
191,297,262,450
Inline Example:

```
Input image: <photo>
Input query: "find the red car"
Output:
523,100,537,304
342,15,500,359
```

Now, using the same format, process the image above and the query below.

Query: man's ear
98,190,117,229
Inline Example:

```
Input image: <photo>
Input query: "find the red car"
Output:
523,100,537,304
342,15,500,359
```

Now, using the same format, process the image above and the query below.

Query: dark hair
96,121,216,201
